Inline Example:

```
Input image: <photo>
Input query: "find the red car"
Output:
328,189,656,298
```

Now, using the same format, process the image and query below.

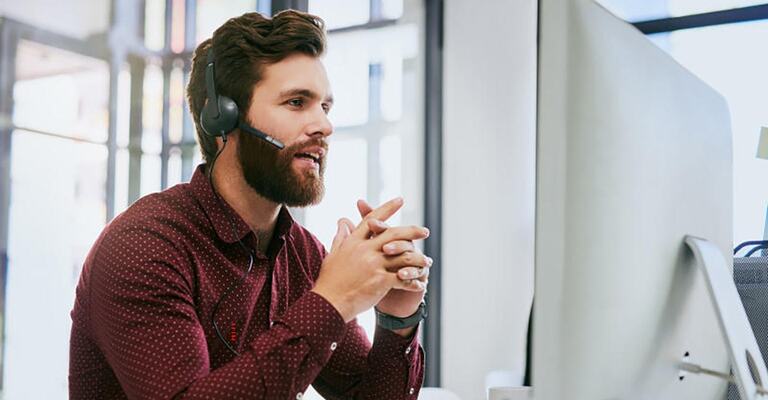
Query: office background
0,0,766,399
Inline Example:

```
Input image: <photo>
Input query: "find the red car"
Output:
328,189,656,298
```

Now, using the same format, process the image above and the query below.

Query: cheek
266,110,305,142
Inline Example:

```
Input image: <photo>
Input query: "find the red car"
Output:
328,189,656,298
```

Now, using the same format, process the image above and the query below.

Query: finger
366,218,389,237
397,266,429,280
371,225,429,249
330,219,350,253
351,197,404,239
390,276,427,292
357,199,374,218
383,251,432,270
340,217,356,235
382,240,415,256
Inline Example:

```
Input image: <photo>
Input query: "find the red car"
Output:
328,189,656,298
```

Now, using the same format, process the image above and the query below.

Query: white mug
488,386,532,400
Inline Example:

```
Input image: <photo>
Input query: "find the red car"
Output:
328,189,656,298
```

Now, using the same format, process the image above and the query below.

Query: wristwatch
375,301,427,331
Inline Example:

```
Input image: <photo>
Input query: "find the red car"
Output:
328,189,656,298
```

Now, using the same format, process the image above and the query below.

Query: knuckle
403,253,413,264
365,253,379,268
374,270,390,285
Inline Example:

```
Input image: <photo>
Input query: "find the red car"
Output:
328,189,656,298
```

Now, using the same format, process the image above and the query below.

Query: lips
294,152,320,163
293,145,326,164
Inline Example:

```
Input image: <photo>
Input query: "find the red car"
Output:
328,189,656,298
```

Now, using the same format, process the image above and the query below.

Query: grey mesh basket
726,244,768,400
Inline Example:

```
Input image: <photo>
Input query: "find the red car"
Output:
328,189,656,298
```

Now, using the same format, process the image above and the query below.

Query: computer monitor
532,0,739,398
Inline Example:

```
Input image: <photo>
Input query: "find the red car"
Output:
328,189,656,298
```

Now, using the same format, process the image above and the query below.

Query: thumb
357,199,374,218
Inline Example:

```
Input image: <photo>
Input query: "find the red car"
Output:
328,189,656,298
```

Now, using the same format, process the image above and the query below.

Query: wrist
376,303,420,318
375,301,427,332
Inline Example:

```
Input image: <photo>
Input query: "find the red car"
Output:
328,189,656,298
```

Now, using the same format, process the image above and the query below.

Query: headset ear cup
217,96,240,134
200,96,239,138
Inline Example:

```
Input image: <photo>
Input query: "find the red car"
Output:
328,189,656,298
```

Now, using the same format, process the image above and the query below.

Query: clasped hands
311,197,432,326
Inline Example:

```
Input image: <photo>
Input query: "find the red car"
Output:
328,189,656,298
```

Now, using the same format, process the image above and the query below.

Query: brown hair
186,10,326,165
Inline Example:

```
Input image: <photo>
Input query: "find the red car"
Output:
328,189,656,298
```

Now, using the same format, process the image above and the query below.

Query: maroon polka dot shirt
69,164,424,399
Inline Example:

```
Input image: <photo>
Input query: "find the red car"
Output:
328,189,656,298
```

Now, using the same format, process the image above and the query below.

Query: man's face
237,53,334,207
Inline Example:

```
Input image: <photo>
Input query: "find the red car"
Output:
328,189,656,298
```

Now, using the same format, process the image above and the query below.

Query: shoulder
89,185,203,285
116,184,202,234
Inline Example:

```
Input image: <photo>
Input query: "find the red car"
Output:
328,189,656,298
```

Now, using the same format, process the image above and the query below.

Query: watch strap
375,301,427,330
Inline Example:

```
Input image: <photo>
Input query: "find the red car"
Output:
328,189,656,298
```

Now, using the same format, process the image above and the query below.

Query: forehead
254,53,332,98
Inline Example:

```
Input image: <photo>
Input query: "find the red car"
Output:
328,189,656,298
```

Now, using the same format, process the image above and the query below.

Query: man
69,10,431,399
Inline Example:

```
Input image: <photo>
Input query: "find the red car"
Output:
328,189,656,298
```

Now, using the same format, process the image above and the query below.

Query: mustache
284,137,329,155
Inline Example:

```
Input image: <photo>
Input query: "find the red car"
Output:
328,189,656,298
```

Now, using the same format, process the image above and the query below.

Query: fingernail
427,257,433,266
384,244,395,253
423,228,430,236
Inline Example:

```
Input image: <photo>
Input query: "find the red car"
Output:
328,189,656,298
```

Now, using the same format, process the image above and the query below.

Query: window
5,40,110,399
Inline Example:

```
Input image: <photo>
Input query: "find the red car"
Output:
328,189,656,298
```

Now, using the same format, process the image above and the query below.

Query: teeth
296,153,319,163
298,152,320,161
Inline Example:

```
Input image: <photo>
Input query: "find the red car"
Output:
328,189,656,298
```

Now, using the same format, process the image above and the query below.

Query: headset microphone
238,121,285,149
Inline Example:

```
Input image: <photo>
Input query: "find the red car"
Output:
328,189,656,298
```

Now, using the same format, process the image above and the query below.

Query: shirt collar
190,164,295,244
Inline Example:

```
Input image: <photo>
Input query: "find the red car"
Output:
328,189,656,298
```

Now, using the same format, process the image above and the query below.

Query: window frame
631,3,768,33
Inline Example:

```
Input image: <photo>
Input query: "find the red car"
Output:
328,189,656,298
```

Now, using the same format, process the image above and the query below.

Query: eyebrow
278,88,334,105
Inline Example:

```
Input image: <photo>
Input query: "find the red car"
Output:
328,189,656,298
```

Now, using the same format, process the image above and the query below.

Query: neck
210,145,280,254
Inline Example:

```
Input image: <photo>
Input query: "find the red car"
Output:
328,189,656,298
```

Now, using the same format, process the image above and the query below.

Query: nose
307,107,333,138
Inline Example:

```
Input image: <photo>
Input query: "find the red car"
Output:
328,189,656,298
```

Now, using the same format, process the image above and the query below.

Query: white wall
442,1,537,399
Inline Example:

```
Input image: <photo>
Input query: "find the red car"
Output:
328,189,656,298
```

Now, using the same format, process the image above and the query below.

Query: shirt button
409,388,415,395
405,346,411,355
330,342,338,351
296,392,303,399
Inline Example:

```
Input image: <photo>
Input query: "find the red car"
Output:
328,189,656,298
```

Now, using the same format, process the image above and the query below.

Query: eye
322,103,331,114
287,98,304,108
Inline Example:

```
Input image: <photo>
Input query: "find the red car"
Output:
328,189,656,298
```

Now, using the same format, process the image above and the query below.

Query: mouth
294,152,321,164
292,146,326,168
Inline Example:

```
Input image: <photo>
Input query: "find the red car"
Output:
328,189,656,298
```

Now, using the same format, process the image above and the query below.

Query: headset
200,49,285,149
202,47,284,356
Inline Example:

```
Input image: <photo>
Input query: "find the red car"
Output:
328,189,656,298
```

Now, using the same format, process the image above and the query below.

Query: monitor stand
684,235,768,400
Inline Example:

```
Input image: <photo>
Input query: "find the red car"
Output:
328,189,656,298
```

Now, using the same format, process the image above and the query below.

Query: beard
237,129,327,207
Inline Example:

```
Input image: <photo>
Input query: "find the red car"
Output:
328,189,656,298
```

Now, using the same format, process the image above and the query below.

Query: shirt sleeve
310,247,425,399
312,321,425,400
89,227,347,399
